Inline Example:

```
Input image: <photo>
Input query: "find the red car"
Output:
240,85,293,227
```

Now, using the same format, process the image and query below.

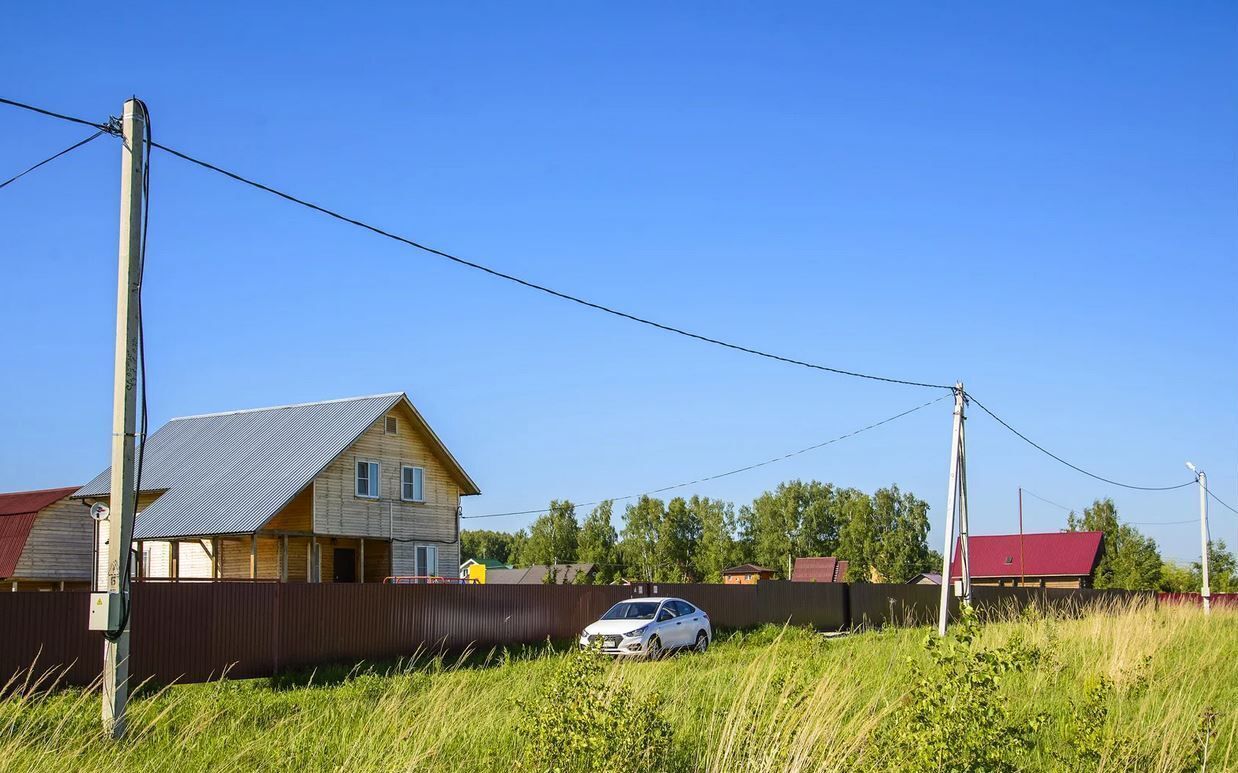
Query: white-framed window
355,459,380,498
415,544,438,577
401,465,425,502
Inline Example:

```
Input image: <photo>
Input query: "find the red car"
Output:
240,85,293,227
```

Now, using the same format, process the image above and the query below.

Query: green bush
518,645,674,772
873,605,1046,772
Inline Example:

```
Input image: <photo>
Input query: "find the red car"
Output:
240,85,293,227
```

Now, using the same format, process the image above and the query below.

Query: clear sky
1,2,1234,563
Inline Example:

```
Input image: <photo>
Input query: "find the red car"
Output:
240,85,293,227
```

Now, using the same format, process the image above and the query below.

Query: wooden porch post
309,536,318,582
210,537,219,579
359,538,365,583
280,535,288,582
249,534,257,579
170,541,180,579
135,540,144,579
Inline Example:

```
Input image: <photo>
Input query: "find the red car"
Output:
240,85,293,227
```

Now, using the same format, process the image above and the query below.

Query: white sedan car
579,597,711,658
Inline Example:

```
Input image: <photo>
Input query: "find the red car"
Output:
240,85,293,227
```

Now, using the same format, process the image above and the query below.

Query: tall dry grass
0,601,1232,771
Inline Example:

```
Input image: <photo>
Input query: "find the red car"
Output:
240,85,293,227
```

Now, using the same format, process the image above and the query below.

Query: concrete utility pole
1187,462,1211,615
102,98,146,738
937,383,971,636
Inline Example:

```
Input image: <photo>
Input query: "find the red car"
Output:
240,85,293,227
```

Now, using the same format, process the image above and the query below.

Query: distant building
485,563,596,584
0,487,90,591
908,572,942,585
791,556,849,583
721,563,776,585
949,532,1104,589
459,557,513,583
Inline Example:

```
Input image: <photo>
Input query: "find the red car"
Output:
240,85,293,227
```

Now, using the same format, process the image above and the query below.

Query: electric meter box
88,592,124,632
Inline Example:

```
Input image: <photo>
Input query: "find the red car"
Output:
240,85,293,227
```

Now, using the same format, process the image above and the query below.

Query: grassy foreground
0,602,1235,772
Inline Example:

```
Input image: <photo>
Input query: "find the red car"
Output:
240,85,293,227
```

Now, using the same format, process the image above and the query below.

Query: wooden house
790,556,849,583
721,563,777,585
75,392,480,585
0,487,92,591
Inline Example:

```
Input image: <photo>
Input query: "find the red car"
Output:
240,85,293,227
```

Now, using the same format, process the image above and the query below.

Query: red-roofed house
791,556,850,583
949,531,1104,589
0,487,92,591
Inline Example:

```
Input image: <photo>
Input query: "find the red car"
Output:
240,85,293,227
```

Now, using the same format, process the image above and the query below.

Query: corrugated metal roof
791,556,849,583
949,531,1104,579
0,487,80,578
75,392,478,541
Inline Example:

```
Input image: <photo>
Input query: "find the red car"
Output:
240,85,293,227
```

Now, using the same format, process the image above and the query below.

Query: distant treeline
463,480,940,584
462,480,1238,591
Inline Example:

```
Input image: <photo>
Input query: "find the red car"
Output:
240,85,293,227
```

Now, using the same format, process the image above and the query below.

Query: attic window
385,416,398,434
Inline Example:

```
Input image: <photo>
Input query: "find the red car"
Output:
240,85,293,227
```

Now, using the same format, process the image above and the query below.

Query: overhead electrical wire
1020,488,1074,512
142,139,953,391
462,393,949,520
2,95,1228,504
964,391,1197,492
0,131,105,190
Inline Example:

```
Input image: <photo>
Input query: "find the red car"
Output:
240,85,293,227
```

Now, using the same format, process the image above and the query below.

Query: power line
1127,518,1197,526
145,139,952,391
1207,488,1238,517
0,96,114,133
462,393,949,520
964,391,1196,492
0,130,105,190
1,95,1223,504
1020,488,1074,512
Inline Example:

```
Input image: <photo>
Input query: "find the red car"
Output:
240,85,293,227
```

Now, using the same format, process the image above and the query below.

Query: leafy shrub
518,645,674,772
872,605,1045,772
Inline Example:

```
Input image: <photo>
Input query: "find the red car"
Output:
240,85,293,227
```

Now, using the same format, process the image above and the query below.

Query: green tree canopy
1193,540,1238,593
621,496,664,582
1068,498,1163,590
690,496,738,583
516,500,579,567
460,529,518,565
740,480,840,578
577,501,619,584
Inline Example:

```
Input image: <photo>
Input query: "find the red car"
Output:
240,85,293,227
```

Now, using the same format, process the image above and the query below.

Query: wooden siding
11,496,93,582
263,486,313,532
313,403,460,557
94,491,165,589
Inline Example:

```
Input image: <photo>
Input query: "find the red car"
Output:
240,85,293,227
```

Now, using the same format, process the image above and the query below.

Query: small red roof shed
949,531,1104,581
0,487,80,578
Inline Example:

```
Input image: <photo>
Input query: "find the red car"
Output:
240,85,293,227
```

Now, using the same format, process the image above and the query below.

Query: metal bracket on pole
938,382,970,635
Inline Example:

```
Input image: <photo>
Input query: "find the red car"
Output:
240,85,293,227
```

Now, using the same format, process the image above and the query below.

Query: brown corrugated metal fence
0,582,1154,689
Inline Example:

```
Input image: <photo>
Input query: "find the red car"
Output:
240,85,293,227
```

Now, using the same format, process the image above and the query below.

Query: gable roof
0,487,79,578
722,563,776,575
485,563,595,584
791,556,849,583
949,531,1104,580
461,557,511,570
75,392,479,540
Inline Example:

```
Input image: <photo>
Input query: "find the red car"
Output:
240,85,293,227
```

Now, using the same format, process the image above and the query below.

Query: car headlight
626,626,648,638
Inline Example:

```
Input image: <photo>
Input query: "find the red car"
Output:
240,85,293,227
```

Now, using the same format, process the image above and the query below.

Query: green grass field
1,602,1234,772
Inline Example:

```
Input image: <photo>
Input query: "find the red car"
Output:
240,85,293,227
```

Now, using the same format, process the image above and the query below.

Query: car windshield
600,601,660,620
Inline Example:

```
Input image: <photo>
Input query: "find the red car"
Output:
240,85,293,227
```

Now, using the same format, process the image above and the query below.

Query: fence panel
630,581,847,630
0,592,98,690
848,583,944,628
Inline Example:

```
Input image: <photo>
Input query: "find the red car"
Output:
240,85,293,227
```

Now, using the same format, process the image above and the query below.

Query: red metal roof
0,487,79,578
949,531,1104,580
791,557,849,583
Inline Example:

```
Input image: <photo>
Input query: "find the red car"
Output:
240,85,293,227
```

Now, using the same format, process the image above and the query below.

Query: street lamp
1186,462,1211,615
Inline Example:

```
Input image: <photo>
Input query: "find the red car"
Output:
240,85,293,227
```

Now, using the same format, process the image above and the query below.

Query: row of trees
461,480,942,584
462,484,1237,592
1067,497,1237,593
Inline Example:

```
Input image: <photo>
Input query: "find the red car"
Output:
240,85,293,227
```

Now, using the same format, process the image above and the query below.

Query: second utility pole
102,97,146,739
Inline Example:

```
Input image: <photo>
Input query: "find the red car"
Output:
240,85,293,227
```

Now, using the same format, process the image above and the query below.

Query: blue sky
1,2,1234,563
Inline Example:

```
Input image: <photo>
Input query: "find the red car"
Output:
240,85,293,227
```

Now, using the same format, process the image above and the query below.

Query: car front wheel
646,636,663,660
694,631,709,653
